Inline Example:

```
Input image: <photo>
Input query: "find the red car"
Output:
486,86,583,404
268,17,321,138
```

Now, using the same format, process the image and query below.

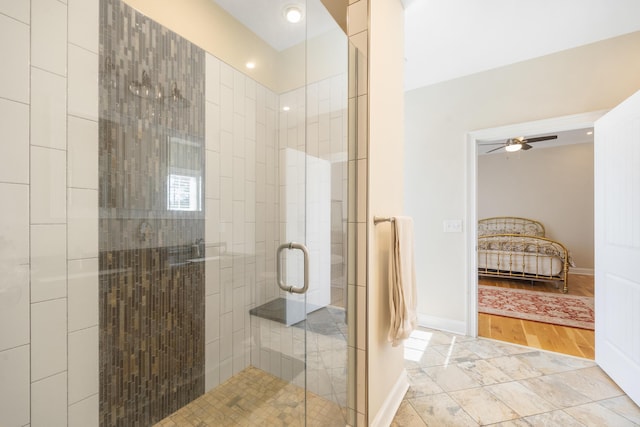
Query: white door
594,89,640,406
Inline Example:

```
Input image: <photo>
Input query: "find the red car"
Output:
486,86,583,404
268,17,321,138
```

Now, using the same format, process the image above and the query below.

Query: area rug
478,285,594,330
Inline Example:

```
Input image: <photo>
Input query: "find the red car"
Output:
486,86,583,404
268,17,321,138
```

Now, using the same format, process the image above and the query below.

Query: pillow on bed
523,223,544,236
478,222,544,237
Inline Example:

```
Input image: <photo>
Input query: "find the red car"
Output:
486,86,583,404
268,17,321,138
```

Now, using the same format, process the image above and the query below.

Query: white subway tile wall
0,186,30,265
0,345,31,426
67,258,99,332
68,326,99,405
204,340,221,391
0,99,29,184
67,117,99,189
0,14,29,103
30,146,67,224
30,68,67,150
67,394,99,427
31,0,67,76
68,1,100,423
68,0,99,52
0,0,29,23
31,298,67,381
0,256,29,350
67,188,99,260
2,2,58,425
31,372,68,427
204,52,282,391
30,225,67,302
205,293,221,344
0,0,101,424
68,45,99,121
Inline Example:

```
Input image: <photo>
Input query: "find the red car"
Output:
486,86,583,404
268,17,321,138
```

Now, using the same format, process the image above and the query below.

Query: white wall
405,31,640,332
0,1,100,426
478,143,594,269
368,0,407,424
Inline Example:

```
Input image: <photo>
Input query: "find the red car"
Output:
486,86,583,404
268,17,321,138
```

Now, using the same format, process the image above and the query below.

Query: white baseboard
571,268,594,275
417,313,467,335
370,369,409,427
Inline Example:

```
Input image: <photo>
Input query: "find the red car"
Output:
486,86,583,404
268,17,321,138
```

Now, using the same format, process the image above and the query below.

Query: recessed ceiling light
282,106,291,112
587,131,593,135
245,61,256,69
284,5,303,23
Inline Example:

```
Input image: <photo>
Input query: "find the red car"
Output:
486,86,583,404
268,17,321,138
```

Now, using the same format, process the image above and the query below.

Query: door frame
465,110,608,337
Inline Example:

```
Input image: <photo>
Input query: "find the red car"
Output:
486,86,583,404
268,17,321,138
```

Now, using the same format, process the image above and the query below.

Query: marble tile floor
392,327,640,426
251,304,348,408
292,305,349,407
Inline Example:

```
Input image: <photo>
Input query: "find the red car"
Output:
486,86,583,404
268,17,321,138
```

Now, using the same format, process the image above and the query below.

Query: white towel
388,216,418,346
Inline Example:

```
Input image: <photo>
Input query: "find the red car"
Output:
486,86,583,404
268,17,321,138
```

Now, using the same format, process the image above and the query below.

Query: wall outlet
443,219,463,233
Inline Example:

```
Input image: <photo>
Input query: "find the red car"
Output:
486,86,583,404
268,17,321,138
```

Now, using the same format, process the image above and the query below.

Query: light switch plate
443,219,463,233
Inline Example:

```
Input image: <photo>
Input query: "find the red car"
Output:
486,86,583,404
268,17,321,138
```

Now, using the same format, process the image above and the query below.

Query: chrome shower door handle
276,242,310,294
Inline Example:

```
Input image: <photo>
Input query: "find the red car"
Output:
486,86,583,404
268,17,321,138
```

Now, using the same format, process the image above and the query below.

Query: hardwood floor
477,274,595,359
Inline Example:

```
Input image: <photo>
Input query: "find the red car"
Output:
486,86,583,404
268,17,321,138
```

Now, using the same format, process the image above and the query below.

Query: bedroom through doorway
468,112,602,359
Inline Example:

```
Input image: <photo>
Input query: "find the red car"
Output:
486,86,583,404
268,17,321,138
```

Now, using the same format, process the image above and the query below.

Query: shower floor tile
155,366,346,427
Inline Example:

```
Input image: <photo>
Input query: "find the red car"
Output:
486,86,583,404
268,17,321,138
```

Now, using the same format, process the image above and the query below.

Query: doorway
466,111,606,355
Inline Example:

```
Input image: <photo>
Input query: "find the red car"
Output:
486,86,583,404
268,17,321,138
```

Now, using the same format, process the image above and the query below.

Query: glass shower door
240,0,350,424
97,0,349,424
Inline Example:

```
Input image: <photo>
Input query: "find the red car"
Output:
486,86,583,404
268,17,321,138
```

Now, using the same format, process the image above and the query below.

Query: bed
477,216,573,293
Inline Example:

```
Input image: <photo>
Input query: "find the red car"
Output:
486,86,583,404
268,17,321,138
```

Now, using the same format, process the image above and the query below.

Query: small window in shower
167,136,203,212
167,172,201,211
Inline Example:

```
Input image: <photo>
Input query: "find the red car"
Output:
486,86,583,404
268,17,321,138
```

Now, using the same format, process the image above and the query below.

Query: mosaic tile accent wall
99,0,205,424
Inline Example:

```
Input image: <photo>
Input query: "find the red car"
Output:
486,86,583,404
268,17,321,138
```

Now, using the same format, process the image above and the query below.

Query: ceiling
212,0,336,51
403,0,640,91
208,1,631,154
477,128,594,156
213,0,640,90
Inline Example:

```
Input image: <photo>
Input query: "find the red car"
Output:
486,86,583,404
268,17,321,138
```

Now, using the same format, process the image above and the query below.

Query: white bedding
478,250,564,277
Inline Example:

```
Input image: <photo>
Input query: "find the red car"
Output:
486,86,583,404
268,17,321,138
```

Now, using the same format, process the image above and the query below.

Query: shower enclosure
98,0,352,424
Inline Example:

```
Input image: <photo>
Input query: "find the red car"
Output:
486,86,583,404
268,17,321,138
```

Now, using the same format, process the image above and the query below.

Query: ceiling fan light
505,143,522,152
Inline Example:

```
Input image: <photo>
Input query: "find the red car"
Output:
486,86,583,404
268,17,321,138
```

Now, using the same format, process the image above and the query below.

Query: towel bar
373,216,395,224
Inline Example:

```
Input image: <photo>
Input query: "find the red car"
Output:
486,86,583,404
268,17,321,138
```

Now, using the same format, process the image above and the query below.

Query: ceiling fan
480,135,558,153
